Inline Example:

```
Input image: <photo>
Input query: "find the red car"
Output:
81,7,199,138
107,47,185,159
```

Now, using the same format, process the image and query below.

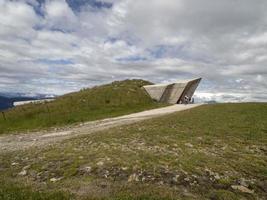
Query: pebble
238,178,249,187
214,173,221,180
97,161,104,166
23,165,31,170
231,185,254,194
18,169,27,176
121,167,128,171
172,175,180,182
128,173,139,182
185,143,194,148
50,177,63,183
84,166,92,173
11,162,18,166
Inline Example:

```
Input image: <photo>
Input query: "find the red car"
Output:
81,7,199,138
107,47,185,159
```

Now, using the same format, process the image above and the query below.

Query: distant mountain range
0,92,56,111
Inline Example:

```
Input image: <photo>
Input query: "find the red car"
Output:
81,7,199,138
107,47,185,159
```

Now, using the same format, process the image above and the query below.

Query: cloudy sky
0,0,267,102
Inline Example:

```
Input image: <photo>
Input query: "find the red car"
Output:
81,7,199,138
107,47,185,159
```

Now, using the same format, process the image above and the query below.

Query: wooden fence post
45,104,51,123
1,112,6,121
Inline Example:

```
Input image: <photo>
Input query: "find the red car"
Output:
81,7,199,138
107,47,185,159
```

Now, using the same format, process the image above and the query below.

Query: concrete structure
143,78,201,104
13,99,55,106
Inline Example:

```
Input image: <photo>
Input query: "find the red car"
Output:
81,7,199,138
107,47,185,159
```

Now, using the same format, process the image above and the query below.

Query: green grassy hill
0,103,266,200
0,79,164,134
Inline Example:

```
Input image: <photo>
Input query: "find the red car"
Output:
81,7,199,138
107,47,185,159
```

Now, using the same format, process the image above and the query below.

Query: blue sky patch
116,55,147,63
26,0,45,17
36,59,74,65
66,0,113,12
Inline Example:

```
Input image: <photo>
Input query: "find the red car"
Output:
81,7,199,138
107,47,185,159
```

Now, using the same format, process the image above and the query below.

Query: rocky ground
0,103,266,200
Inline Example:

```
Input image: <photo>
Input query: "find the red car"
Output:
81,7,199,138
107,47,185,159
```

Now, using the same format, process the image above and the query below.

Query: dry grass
0,103,266,200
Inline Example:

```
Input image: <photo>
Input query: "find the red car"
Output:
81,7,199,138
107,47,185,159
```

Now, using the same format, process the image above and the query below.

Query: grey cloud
0,0,266,102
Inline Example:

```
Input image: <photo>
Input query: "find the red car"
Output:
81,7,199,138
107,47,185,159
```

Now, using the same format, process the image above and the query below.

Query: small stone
231,185,254,194
184,177,190,182
121,167,128,171
185,143,194,148
79,156,84,159
205,168,214,176
192,174,198,178
23,165,31,170
158,181,164,185
83,166,92,173
97,161,104,166
50,177,63,182
18,170,27,176
172,175,180,182
106,157,111,161
214,173,220,180
181,169,188,175
238,178,248,187
11,162,18,166
222,145,228,150
128,173,139,182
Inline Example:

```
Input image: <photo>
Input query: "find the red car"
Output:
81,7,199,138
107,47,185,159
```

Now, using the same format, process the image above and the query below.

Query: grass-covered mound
0,79,163,134
1,103,266,199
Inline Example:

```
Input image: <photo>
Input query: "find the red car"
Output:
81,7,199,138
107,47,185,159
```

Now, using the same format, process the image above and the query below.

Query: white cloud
0,0,266,102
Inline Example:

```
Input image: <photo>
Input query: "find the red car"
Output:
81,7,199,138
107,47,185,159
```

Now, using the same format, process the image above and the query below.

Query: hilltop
0,79,165,134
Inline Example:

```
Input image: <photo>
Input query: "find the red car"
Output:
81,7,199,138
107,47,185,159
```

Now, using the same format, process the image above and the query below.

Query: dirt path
0,104,202,153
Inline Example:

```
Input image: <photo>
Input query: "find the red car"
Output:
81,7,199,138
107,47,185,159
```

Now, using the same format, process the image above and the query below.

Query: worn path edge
0,104,202,153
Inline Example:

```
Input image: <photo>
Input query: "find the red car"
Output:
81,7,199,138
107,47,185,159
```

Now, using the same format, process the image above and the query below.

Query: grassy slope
0,79,164,134
0,103,266,200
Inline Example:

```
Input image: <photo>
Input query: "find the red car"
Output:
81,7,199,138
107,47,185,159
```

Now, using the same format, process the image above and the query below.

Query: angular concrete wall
142,84,168,101
143,78,201,104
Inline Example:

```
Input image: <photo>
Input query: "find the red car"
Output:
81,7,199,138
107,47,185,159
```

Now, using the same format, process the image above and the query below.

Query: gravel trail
0,104,202,153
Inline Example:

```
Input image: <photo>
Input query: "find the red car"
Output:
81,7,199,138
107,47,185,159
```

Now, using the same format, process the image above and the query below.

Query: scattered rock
121,167,128,171
222,145,228,150
103,170,109,178
184,177,190,182
11,162,18,166
214,173,221,180
197,137,203,140
231,185,254,194
23,165,31,170
238,178,249,187
18,169,27,176
105,157,111,161
97,161,104,166
84,166,92,173
172,175,180,182
50,177,63,183
181,169,188,175
192,174,198,179
128,173,139,182
158,181,164,185
185,143,194,148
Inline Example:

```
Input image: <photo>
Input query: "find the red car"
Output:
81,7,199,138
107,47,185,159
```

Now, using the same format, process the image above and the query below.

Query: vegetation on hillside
0,79,164,134
0,103,266,199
